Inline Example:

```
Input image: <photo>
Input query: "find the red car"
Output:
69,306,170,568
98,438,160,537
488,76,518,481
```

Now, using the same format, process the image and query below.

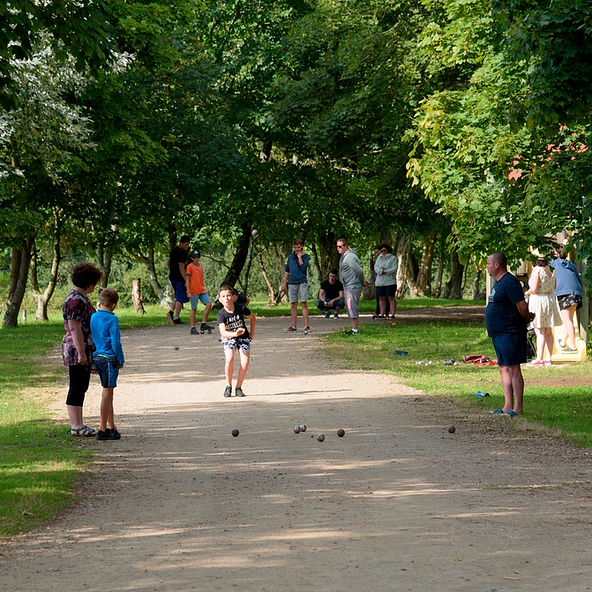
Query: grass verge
0,305,173,539
323,318,592,447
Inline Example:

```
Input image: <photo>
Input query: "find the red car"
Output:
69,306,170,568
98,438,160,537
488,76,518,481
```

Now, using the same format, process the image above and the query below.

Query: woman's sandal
71,425,97,437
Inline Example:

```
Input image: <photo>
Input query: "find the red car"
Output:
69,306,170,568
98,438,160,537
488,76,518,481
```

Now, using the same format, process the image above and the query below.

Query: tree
1,43,96,327
407,0,592,272
0,0,111,107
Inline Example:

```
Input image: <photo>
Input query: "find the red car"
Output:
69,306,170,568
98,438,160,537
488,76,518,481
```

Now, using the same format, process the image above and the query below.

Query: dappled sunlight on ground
5,317,592,592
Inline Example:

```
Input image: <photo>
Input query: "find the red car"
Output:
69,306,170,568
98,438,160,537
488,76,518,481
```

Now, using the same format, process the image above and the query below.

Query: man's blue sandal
489,409,504,414
505,410,519,417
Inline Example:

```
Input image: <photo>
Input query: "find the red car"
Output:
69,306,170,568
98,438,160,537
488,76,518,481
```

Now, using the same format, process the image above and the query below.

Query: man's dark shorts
491,333,527,367
171,280,189,304
93,356,119,388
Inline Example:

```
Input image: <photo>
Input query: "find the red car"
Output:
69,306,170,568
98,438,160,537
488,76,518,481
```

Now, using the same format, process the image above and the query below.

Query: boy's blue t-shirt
90,309,125,364
485,273,526,337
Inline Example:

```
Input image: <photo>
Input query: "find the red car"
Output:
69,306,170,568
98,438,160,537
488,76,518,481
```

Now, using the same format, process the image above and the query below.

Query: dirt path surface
2,312,592,592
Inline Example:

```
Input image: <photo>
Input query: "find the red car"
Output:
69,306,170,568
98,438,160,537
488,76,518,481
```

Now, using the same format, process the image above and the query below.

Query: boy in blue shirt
90,288,125,441
281,238,311,333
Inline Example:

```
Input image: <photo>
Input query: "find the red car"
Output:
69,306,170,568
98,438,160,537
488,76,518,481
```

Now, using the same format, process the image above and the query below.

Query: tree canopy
2,0,591,325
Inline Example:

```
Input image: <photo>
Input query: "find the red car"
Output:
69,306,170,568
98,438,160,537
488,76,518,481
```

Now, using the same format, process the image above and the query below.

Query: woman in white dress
525,257,561,366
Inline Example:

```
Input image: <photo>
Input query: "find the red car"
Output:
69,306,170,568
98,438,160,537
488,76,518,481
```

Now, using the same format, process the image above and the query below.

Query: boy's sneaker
107,428,121,440
304,326,311,334
173,317,184,325
190,326,198,335
95,430,115,441
344,329,358,335
285,326,297,332
324,311,331,318
167,311,174,325
223,385,232,398
333,311,339,318
235,387,246,397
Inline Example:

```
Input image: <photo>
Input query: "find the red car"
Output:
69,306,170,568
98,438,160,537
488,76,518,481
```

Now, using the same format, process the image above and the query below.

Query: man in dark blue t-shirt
485,252,533,417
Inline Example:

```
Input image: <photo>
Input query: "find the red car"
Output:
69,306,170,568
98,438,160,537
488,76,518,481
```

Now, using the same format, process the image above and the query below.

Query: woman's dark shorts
557,294,583,311
376,284,397,298
491,332,527,367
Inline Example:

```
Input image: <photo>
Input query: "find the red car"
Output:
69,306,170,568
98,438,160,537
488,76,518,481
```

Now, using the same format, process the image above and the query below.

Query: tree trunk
433,239,445,298
413,230,436,297
222,220,252,287
472,269,483,300
240,246,254,296
96,243,112,288
132,279,145,314
395,236,411,299
444,250,464,299
2,237,34,328
31,214,63,321
316,232,340,280
252,240,277,305
132,243,167,305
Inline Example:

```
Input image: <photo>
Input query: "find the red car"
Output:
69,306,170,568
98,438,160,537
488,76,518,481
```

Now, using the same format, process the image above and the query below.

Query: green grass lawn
0,305,171,538
323,319,592,446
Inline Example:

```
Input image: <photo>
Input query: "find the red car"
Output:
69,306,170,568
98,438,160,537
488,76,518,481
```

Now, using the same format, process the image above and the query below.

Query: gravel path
1,314,591,591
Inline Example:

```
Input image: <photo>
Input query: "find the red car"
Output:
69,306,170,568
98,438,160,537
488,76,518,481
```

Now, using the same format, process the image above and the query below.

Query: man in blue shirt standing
485,252,533,417
282,238,311,334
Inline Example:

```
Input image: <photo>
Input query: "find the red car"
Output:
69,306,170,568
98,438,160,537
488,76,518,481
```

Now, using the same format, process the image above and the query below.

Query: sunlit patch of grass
323,319,592,447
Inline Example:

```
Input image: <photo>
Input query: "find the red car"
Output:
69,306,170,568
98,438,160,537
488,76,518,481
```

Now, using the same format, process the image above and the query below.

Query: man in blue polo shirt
485,252,534,417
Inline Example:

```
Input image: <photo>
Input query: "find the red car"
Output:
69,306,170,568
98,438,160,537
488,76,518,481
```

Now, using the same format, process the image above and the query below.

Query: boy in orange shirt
185,250,214,335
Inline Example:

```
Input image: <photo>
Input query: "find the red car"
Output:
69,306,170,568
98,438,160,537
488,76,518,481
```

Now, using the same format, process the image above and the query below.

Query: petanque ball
231,429,239,437
252,229,259,238
317,433,325,442
299,424,307,432
293,425,301,433
337,429,345,437
447,425,456,434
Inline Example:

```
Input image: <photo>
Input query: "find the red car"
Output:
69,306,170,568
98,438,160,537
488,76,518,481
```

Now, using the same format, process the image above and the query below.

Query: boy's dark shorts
93,356,119,388
491,332,527,367
171,280,189,304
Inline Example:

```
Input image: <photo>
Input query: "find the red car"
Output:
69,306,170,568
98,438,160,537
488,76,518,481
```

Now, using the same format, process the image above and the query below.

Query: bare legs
190,302,213,327
98,387,115,431
559,304,578,349
534,326,554,362
67,405,84,431
224,348,250,388
290,301,309,328
379,295,396,318
201,302,212,323
499,364,524,415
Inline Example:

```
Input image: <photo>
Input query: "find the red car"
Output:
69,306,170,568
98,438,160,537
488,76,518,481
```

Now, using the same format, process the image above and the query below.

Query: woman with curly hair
62,262,103,436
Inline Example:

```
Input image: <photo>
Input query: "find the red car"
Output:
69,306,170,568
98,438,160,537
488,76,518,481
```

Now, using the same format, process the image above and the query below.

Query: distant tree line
2,0,590,327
